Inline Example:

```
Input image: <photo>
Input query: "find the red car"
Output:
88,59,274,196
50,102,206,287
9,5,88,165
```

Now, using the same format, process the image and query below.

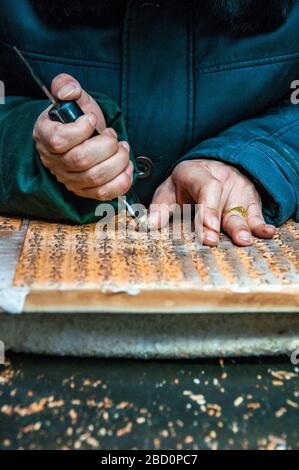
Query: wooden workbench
0,215,298,358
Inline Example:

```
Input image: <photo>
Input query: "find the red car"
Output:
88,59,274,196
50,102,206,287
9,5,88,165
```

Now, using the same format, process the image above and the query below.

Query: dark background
0,354,298,450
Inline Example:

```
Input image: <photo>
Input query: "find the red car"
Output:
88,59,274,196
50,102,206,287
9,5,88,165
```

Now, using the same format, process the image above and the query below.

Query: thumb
148,177,177,229
51,73,82,102
51,73,107,132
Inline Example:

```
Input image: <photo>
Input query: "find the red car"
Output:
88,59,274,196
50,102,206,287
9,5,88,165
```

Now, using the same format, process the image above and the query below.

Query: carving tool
13,46,147,224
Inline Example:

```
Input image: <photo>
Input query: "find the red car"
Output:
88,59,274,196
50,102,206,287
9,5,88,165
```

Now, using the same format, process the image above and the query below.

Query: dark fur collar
30,0,295,36
202,0,295,35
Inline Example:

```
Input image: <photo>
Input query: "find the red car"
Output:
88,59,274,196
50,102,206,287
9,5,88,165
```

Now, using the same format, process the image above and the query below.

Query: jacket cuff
178,138,297,226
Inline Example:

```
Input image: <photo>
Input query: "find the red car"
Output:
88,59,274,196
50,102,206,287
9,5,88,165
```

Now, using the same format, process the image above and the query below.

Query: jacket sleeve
0,92,138,224
177,100,299,226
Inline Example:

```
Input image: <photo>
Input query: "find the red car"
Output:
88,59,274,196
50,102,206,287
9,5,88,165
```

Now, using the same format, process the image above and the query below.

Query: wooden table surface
0,216,298,313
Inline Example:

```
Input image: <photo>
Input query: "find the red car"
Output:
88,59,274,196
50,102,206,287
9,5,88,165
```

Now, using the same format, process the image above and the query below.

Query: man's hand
33,74,134,200
149,159,277,247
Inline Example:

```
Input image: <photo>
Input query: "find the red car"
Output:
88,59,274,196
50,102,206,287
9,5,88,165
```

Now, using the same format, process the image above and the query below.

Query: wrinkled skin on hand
149,159,277,247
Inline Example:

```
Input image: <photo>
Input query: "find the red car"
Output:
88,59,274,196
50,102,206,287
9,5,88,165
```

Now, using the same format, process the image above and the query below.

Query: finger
33,105,53,144
61,144,130,189
222,211,253,246
197,176,223,236
51,73,82,101
36,113,97,155
185,170,223,236
175,164,223,234
148,177,177,229
203,228,220,247
38,129,120,175
247,202,277,239
60,131,120,171
74,164,134,201
51,74,106,131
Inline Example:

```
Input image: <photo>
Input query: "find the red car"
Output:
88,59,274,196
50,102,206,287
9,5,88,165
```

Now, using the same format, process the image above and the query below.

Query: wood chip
234,396,244,407
116,422,132,437
275,407,287,418
286,400,299,409
270,370,297,381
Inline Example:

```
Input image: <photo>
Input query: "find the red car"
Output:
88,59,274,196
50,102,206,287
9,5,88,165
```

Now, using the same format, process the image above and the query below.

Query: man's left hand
148,159,277,246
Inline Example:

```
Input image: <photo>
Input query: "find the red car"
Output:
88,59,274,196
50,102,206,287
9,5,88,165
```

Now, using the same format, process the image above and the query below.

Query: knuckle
74,153,89,171
76,156,90,171
35,141,44,156
248,201,260,211
66,149,88,170
32,126,39,142
215,179,223,191
197,161,210,170
207,207,219,218
65,183,75,192
220,164,232,180
82,116,93,132
201,180,220,197
33,113,46,136
62,154,74,169
39,155,50,168
70,149,84,168
174,167,186,185
106,127,118,138
95,173,132,202
62,155,75,169
34,120,47,143
101,135,119,154
118,174,131,195
173,161,189,179
88,168,102,186
96,188,109,201
175,160,189,171
119,148,130,167
49,132,65,153
55,172,66,185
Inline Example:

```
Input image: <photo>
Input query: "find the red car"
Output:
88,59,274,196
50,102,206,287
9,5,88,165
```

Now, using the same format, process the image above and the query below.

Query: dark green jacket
0,0,299,225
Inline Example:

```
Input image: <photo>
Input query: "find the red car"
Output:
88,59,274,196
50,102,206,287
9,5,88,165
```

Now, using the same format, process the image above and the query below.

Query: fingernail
268,225,277,231
120,141,130,152
205,231,219,244
58,83,80,100
239,231,252,242
209,215,220,233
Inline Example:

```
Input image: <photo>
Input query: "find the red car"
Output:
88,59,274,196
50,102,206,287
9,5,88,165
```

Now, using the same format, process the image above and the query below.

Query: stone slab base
1,312,299,359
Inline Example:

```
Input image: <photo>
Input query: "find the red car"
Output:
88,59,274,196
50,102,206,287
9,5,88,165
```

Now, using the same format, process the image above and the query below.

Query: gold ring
224,206,249,219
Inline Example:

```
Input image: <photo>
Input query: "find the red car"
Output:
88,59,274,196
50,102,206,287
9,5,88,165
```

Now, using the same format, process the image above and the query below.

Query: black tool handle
48,101,99,138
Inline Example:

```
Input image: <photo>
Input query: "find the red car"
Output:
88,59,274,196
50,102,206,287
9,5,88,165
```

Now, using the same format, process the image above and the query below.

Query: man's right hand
33,74,134,201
